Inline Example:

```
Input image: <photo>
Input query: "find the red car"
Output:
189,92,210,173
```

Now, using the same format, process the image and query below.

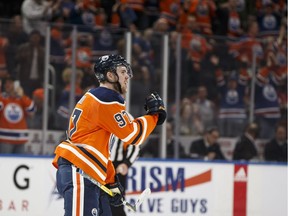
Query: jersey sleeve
98,102,158,145
21,95,36,114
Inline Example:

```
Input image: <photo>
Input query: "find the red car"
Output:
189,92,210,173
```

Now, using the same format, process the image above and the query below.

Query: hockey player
52,54,166,215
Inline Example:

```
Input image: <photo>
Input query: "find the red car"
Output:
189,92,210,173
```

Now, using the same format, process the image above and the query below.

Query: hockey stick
133,187,151,210
78,170,150,212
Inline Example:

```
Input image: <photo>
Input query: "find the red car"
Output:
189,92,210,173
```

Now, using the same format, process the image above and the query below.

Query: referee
110,136,140,216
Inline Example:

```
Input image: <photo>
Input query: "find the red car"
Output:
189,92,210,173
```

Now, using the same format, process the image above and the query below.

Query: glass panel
0,15,286,159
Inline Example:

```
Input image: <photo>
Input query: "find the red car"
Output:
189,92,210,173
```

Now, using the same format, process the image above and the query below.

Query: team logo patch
91,208,98,216
101,55,109,62
4,103,23,123
226,90,239,104
263,84,277,102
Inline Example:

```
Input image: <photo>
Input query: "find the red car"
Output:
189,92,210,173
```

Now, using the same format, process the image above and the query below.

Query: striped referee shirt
110,136,140,167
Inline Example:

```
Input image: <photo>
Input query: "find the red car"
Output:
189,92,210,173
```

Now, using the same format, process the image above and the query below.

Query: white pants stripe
72,166,85,216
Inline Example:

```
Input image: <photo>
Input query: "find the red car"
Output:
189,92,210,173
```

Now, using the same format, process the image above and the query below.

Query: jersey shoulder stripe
88,87,125,104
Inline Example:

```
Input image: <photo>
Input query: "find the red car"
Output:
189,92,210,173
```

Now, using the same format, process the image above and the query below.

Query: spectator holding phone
0,76,35,154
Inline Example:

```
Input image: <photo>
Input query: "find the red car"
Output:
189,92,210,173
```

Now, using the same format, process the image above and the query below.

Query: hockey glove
144,92,167,125
106,176,125,207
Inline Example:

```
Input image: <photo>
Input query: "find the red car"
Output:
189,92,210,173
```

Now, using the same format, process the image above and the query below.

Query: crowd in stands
0,0,286,161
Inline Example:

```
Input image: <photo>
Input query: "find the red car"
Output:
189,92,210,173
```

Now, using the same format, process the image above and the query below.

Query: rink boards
0,156,287,216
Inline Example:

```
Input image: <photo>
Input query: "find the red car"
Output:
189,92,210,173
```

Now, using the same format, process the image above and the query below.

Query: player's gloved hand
106,176,125,207
144,92,167,125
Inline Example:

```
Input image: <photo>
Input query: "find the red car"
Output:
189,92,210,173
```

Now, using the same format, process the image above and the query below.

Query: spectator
74,0,104,31
65,33,93,70
253,66,282,139
181,16,212,91
100,0,116,24
150,18,170,71
65,32,96,89
228,20,264,69
5,15,29,78
112,1,137,29
141,119,189,159
82,0,105,28
131,31,157,89
179,98,194,135
216,69,248,137
144,28,157,64
0,34,9,79
55,67,84,130
58,0,77,23
92,28,117,61
186,88,205,135
153,17,170,33
49,18,66,88
216,0,244,37
125,0,147,30
21,0,60,35
159,0,181,31
264,123,287,162
27,88,44,129
186,0,216,35
233,122,259,161
57,0,102,31
15,30,45,97
256,3,282,37
0,76,36,154
130,63,151,117
27,87,54,129
265,23,287,122
179,97,203,135
200,52,223,100
144,0,160,28
189,126,226,160
195,85,216,130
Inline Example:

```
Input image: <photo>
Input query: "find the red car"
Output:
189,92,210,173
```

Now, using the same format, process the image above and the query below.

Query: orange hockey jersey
53,87,158,185
0,93,35,144
65,47,93,69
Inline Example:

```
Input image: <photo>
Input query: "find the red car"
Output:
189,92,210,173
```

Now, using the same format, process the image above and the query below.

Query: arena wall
0,156,286,216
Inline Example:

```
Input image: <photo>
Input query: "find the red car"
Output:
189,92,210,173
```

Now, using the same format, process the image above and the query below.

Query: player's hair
205,126,219,134
245,122,259,136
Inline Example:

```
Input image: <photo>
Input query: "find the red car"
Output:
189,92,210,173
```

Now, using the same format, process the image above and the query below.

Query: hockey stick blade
135,188,151,209
126,188,151,212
